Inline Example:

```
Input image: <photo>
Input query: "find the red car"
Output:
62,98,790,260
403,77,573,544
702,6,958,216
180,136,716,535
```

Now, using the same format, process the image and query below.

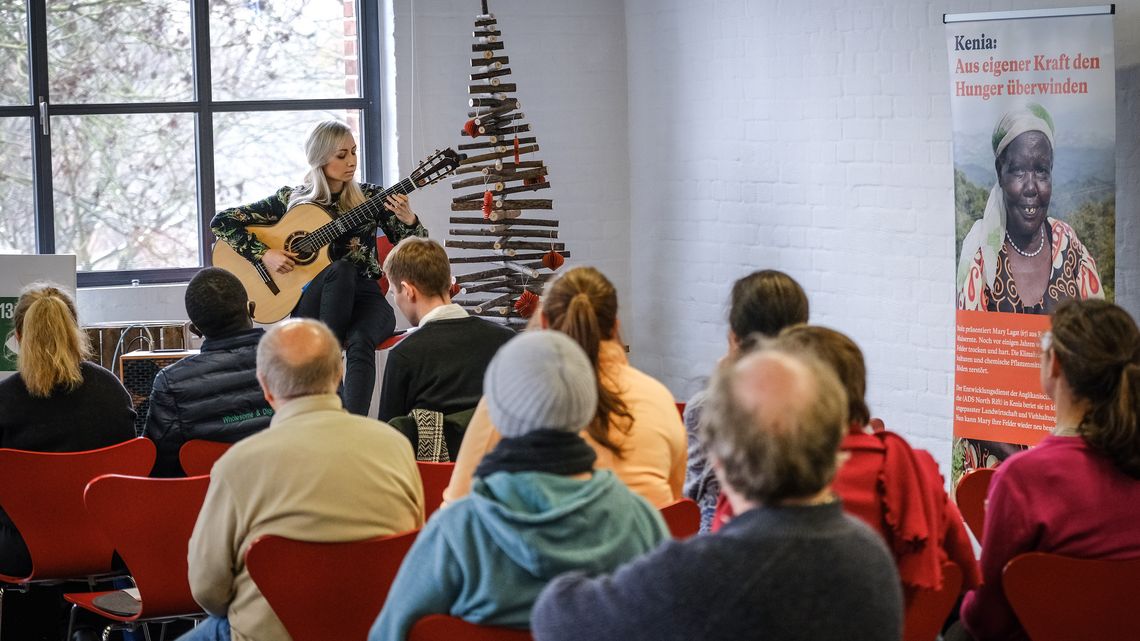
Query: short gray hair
700,343,848,504
256,318,343,400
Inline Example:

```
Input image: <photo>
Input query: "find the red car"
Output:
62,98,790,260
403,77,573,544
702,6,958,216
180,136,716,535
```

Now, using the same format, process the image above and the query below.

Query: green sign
0,296,16,371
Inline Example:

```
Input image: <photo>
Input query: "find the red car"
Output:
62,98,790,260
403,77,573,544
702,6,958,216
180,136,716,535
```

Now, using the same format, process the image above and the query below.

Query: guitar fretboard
295,176,418,253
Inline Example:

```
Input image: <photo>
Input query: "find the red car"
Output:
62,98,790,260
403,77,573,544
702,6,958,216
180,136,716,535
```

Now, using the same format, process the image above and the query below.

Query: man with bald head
183,319,424,641
531,344,902,641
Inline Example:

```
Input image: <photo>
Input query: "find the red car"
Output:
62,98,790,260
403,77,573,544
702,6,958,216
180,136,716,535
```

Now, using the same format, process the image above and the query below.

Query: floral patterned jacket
210,183,428,280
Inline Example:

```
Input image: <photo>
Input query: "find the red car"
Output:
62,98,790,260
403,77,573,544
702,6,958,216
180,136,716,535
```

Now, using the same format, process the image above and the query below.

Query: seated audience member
0,283,136,577
0,284,136,640
531,342,902,641
776,325,980,604
443,266,686,507
182,319,423,641
377,237,514,457
953,299,1140,641
144,267,273,477
683,269,809,531
369,331,670,641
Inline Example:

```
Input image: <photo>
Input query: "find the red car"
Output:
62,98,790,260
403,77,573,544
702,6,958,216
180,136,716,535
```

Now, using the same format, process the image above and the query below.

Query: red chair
377,235,396,295
902,562,963,641
0,438,156,631
659,498,701,540
64,474,210,640
178,439,234,476
246,530,418,641
417,461,455,521
954,467,995,541
1003,552,1140,641
675,402,686,417
408,614,533,641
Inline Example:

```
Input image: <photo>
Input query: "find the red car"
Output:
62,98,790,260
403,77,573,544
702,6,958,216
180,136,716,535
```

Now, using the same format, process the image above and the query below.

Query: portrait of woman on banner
956,103,1104,314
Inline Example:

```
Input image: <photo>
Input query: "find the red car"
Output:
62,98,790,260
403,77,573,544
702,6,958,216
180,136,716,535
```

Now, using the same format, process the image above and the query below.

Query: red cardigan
713,426,980,600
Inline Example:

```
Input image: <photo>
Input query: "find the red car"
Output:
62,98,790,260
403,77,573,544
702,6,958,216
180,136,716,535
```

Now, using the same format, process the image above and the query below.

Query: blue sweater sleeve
369,520,463,641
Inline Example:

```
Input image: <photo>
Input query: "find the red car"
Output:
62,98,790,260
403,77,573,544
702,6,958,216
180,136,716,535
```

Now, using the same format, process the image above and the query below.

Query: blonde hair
289,120,366,211
11,283,91,398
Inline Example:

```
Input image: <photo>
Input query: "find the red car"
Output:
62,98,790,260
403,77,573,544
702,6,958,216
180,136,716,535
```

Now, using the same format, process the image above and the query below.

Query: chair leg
158,621,168,641
65,603,79,641
141,622,153,641
101,625,112,641
0,585,5,641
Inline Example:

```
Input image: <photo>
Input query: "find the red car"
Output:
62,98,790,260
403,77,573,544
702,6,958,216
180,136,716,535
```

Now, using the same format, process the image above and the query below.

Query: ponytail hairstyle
11,283,91,398
540,266,633,456
1049,299,1140,478
289,120,366,211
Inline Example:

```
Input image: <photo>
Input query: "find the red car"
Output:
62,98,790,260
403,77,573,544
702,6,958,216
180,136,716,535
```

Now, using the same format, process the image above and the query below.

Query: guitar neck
301,176,418,251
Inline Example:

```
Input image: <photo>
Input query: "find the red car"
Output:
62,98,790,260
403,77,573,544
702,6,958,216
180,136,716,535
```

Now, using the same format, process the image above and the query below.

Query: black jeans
294,260,395,416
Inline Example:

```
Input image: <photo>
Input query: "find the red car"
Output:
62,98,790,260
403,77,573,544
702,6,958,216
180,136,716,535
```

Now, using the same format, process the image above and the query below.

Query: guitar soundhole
285,232,317,266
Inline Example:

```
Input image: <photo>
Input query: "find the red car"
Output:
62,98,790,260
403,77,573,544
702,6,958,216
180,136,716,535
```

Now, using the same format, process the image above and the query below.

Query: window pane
0,118,35,253
48,1,192,103
214,110,363,210
52,113,199,271
0,3,29,105
210,0,360,101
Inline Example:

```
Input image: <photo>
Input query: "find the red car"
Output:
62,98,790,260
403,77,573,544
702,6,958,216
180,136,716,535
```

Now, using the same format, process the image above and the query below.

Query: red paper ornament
482,191,494,220
463,119,478,137
448,282,461,297
513,135,520,164
514,289,540,318
541,250,564,271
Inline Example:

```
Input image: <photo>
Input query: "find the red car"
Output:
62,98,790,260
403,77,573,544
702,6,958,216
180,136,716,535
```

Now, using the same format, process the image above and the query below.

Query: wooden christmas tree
446,0,566,328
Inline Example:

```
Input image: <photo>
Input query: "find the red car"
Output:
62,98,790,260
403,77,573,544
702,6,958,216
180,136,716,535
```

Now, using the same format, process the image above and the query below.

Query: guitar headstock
411,148,465,188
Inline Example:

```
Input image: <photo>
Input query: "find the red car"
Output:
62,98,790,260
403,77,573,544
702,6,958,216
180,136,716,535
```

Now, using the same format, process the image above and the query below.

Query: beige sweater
187,394,424,641
443,340,686,507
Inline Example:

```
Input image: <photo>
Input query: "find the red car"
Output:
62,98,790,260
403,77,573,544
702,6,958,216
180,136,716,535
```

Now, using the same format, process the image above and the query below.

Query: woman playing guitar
211,120,427,416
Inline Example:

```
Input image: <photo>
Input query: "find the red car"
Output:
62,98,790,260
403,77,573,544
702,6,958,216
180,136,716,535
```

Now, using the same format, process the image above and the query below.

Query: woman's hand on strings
385,194,418,226
262,248,298,274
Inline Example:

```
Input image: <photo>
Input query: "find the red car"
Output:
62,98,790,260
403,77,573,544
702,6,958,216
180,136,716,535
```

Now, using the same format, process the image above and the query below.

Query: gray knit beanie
484,330,598,438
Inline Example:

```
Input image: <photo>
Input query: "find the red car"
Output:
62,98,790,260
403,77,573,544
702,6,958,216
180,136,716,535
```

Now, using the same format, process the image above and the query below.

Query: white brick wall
625,0,1140,479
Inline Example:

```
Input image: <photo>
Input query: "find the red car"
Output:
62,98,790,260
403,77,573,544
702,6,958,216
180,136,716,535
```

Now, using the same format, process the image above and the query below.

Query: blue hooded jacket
368,469,670,641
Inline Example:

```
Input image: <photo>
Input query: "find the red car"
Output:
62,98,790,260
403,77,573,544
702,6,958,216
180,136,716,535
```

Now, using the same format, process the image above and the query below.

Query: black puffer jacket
144,328,274,477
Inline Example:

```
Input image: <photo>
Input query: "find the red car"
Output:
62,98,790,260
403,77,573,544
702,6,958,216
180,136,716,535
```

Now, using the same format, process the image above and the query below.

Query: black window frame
5,0,383,287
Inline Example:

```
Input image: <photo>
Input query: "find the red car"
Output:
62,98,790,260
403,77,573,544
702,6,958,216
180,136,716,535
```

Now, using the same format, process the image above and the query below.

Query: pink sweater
960,435,1140,641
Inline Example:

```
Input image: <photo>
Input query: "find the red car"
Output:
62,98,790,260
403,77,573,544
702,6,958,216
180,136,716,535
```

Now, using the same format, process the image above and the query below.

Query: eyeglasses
1039,330,1053,353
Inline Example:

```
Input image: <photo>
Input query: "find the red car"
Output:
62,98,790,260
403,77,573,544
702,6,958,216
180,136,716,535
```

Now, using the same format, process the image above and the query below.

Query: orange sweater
443,340,686,507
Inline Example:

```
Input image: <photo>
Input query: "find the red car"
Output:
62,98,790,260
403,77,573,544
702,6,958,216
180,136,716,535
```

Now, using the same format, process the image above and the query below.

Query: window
0,0,382,286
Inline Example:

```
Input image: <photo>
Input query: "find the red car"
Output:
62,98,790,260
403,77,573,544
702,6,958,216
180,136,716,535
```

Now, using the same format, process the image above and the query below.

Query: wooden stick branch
454,267,513,284
448,228,559,239
447,240,565,251
479,124,531,136
453,160,544,175
470,67,511,81
473,293,513,315
471,55,509,66
469,82,516,94
451,198,553,211
501,260,540,279
450,217,559,227
472,42,505,52
467,100,520,119
450,251,571,264
452,181,550,202
455,137,537,153
458,145,539,165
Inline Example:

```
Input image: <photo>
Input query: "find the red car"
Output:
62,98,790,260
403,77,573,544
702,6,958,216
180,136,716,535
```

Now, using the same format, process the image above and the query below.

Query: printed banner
0,255,78,379
946,10,1115,484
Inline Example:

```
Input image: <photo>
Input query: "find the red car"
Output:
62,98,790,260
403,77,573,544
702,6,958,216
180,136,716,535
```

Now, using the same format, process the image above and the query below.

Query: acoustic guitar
213,148,463,323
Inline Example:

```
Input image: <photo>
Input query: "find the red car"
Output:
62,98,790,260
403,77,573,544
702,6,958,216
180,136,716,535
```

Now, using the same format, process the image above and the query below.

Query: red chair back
903,561,963,641
417,461,454,521
408,614,533,641
0,438,155,582
675,402,685,417
1004,552,1140,641
376,236,396,295
954,467,995,541
82,474,210,619
246,530,418,641
659,498,701,540
178,439,234,476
